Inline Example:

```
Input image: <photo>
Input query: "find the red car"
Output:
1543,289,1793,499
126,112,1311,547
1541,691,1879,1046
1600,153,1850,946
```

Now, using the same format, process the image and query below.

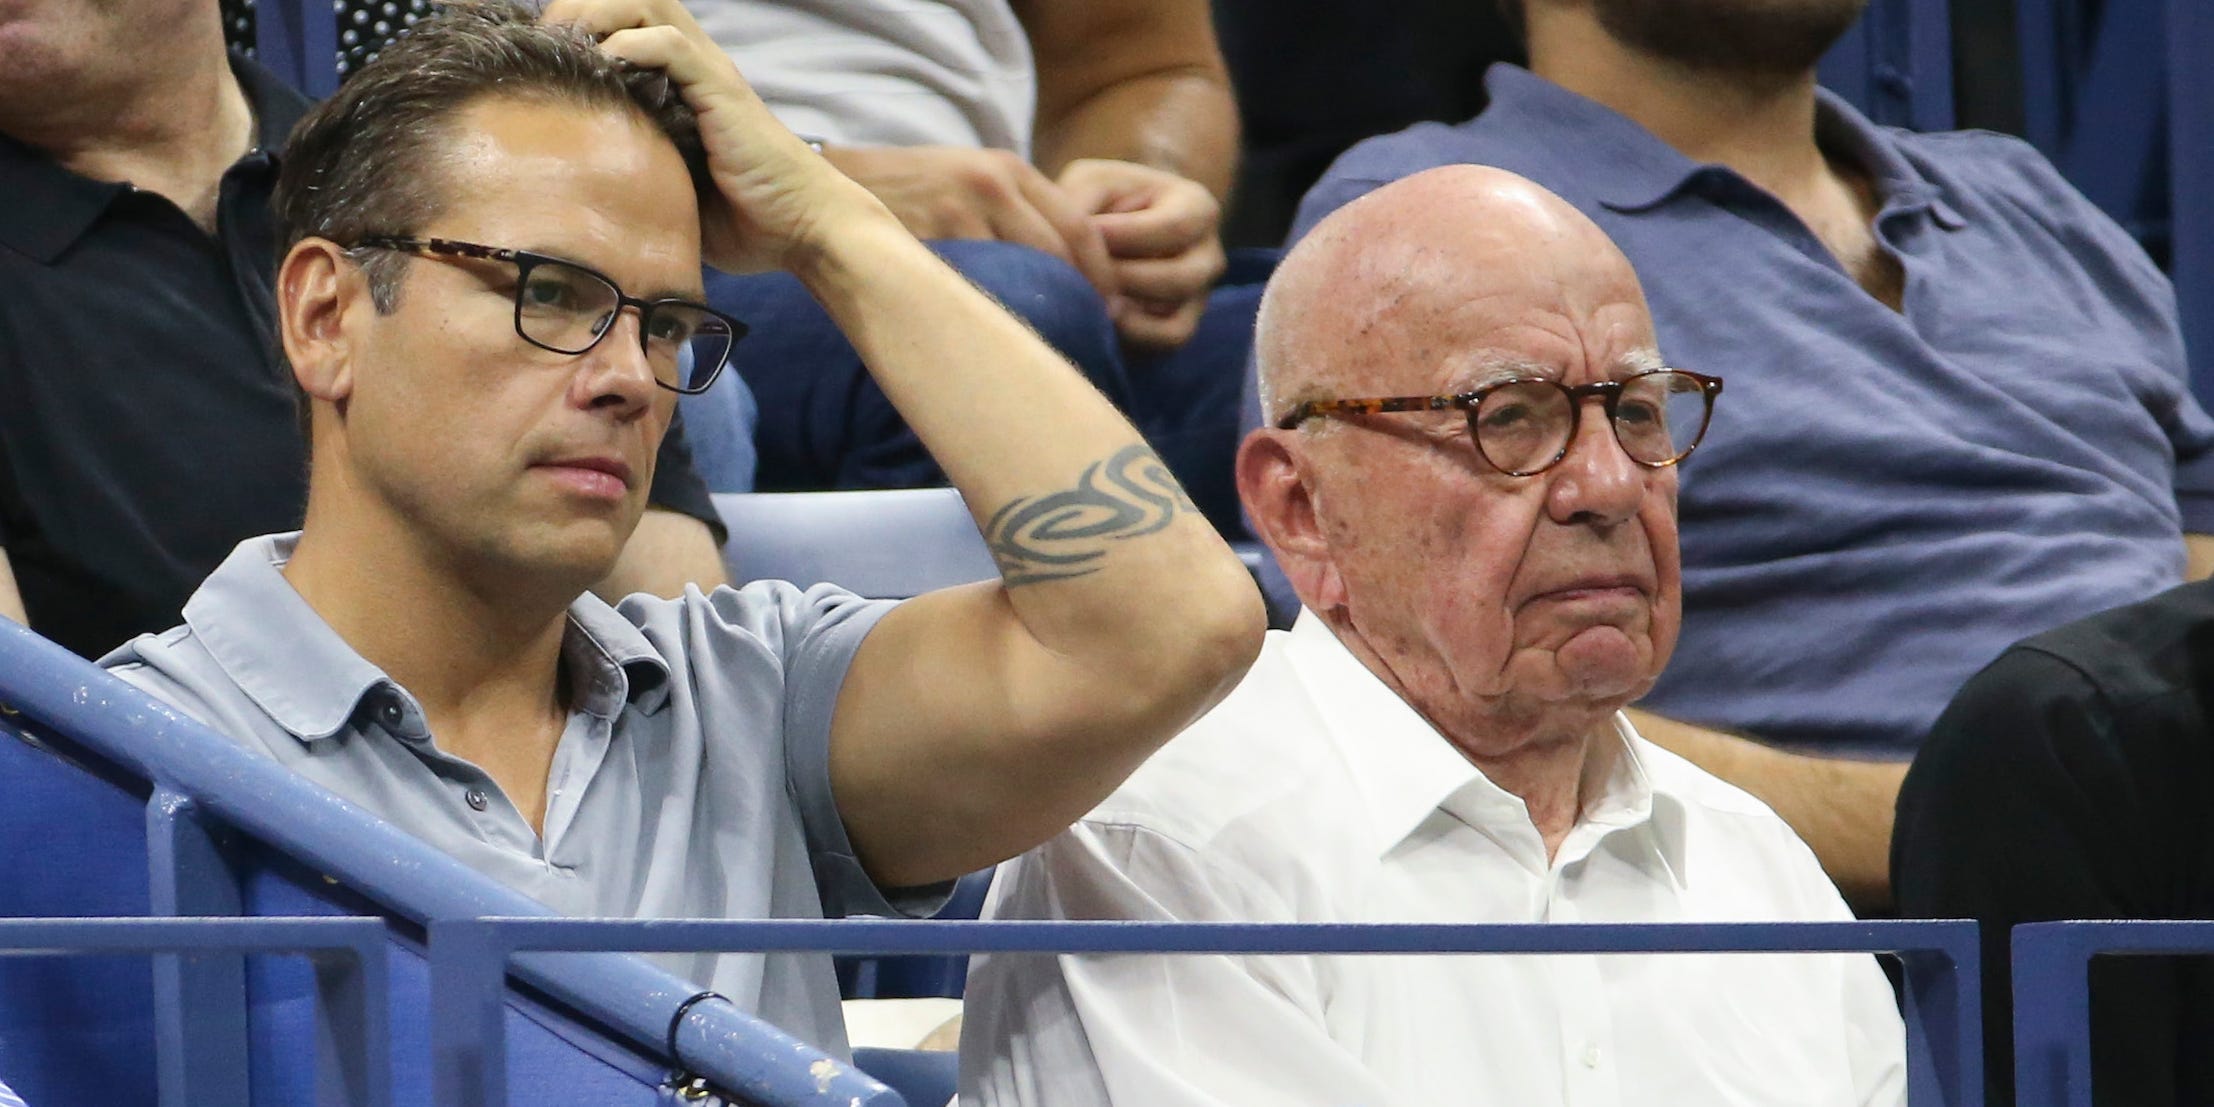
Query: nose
571,305,659,416
1544,396,1647,527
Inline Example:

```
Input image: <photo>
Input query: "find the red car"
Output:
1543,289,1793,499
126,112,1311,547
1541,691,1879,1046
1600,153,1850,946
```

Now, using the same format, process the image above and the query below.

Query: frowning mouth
1525,577,1650,606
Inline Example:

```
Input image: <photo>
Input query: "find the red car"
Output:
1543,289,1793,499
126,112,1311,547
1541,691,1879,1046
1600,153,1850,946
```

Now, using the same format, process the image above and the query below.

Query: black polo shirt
1895,578,2214,1107
0,56,723,660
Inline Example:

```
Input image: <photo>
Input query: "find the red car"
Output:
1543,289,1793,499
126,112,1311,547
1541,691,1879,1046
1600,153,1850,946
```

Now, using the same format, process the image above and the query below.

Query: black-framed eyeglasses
350,235,746,395
1276,368,1724,476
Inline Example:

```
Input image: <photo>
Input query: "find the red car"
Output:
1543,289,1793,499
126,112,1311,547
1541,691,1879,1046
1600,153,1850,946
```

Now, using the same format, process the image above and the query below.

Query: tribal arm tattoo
982,444,1201,587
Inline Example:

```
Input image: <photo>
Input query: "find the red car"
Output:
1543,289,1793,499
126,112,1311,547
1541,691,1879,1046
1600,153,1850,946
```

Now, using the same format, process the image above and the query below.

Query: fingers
1113,294,1207,353
1109,240,1226,304
1055,158,1222,260
1006,169,1119,301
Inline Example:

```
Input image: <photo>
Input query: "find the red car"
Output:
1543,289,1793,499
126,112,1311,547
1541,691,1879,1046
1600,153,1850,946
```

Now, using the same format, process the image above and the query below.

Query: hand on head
539,0,884,275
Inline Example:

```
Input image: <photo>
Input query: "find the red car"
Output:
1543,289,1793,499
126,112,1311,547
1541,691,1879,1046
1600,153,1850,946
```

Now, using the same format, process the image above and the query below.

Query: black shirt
1894,578,2214,1107
0,56,722,660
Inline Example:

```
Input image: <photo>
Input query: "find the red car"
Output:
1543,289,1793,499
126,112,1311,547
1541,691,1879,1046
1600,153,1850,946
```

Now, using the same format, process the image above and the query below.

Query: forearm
2185,532,2214,580
793,211,1258,650
1625,708,1906,913
1032,71,1240,201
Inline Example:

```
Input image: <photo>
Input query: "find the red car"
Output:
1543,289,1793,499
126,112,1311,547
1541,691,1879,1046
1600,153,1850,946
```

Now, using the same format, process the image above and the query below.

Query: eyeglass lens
1469,372,1711,474
515,260,733,392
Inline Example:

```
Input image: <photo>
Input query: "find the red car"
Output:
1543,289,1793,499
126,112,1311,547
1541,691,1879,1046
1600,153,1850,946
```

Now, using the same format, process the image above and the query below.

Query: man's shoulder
1631,734,1852,914
1888,124,2113,231
100,624,273,751
1081,631,1361,854
1634,737,1787,824
612,579,895,673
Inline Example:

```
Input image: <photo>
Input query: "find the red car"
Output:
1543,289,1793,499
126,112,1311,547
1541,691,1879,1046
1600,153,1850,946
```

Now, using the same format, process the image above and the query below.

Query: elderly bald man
959,166,1905,1107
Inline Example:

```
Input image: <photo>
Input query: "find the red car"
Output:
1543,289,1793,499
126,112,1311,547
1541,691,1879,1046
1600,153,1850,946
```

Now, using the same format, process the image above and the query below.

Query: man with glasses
1274,0,2214,913
98,0,1264,1055
961,166,1903,1106
0,0,740,664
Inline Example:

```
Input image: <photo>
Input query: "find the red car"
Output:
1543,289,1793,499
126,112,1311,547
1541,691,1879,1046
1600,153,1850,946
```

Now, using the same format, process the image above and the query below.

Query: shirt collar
1280,609,1685,883
0,53,311,264
1480,63,1963,229
183,533,672,745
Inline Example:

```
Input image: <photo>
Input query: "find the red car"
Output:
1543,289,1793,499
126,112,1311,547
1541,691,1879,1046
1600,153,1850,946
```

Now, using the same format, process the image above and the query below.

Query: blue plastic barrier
0,916,390,1107
2009,919,2214,1107
428,916,1984,1107
0,619,892,1106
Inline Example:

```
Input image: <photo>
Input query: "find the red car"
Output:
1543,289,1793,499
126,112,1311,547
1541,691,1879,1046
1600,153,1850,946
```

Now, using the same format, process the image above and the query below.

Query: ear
277,238,364,406
1236,428,1348,615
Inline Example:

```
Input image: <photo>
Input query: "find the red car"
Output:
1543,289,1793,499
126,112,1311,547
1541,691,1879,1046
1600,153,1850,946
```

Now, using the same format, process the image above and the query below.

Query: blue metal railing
0,618,889,1106
0,916,391,1107
2009,919,2214,1107
428,916,1983,1107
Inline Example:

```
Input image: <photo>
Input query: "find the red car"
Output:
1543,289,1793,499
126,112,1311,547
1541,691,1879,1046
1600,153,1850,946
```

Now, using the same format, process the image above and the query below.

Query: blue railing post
0,917,391,1107
2009,920,2214,1107
146,790,252,1107
426,919,516,1107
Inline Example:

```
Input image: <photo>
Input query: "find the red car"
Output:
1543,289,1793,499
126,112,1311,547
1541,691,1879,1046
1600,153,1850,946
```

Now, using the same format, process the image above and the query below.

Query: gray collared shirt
102,533,922,1054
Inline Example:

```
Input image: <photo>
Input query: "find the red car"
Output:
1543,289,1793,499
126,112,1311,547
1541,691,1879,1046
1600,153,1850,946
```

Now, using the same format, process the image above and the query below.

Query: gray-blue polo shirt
1289,64,2214,754
101,533,930,1054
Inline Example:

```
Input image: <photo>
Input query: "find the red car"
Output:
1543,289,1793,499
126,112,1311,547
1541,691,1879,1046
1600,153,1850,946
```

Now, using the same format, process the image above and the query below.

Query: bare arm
1016,0,1238,350
590,508,729,601
2186,533,2214,581
556,0,1267,888
0,548,25,624
1625,708,1906,914
1015,0,1239,200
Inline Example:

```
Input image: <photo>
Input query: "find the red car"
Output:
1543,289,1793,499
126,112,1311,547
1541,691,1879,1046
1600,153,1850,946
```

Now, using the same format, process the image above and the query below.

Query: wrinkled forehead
1315,237,1661,397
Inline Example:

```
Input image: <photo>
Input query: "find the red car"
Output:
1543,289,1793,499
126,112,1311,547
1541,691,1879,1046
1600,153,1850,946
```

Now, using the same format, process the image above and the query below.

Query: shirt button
465,788,489,811
1582,1043,1603,1069
376,701,404,728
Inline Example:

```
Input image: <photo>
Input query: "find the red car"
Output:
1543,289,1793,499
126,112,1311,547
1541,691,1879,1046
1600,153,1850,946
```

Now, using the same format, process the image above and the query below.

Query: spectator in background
104,0,1262,1054
1276,0,2214,909
962,166,1903,1107
1896,578,2214,1107
676,0,1257,530
0,0,740,661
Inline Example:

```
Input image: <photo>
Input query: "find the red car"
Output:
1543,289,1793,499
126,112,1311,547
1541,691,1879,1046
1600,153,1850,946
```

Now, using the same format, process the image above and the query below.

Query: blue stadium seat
714,489,998,598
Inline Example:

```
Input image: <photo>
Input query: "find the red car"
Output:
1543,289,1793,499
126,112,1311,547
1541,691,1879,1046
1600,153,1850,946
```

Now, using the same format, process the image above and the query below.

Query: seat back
714,489,998,598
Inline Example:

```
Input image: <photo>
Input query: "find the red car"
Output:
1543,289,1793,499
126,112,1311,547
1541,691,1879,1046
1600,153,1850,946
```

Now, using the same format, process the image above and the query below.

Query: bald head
1256,166,1651,422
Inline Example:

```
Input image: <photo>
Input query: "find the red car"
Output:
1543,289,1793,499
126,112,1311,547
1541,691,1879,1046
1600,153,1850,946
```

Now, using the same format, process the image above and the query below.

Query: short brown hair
273,0,714,312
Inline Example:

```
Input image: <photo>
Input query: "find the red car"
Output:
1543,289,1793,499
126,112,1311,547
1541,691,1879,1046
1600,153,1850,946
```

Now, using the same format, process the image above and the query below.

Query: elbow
1139,560,1268,720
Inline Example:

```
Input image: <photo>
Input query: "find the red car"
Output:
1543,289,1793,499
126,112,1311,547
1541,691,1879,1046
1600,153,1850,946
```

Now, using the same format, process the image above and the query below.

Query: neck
1526,15,1835,210
4,21,255,231
1329,614,1609,861
284,486,577,726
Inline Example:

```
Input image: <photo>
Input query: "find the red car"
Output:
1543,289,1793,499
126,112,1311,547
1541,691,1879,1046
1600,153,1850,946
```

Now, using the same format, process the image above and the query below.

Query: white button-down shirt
961,614,1906,1107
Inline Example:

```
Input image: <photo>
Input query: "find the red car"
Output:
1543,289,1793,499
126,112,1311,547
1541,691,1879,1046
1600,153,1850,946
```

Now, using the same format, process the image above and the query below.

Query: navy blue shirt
1290,65,2214,754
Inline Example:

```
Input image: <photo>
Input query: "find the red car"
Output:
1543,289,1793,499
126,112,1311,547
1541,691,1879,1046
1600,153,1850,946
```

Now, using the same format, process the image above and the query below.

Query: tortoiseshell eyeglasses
1276,368,1724,477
